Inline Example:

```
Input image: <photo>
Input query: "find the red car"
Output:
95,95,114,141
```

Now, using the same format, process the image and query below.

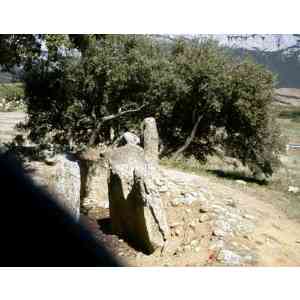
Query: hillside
200,34,300,52
197,35,300,88
1,103,299,266
229,47,300,88
157,34,300,88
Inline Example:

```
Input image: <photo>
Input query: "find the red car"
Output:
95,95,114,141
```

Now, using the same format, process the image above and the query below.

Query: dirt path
0,111,26,143
161,168,300,266
2,111,299,266
87,167,300,266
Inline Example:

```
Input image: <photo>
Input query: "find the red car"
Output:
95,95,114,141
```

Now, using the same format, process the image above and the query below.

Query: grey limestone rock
107,144,170,253
122,132,140,145
142,117,159,165
30,154,81,220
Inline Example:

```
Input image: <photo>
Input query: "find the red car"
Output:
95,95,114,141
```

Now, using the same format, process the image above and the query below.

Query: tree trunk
89,123,102,146
173,114,203,160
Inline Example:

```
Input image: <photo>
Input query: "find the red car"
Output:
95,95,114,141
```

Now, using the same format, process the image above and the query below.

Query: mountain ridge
199,34,300,52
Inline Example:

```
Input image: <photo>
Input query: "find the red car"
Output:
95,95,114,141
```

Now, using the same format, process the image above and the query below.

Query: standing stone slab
54,154,81,220
107,144,169,253
134,165,170,249
29,154,81,220
81,158,109,211
78,147,110,215
142,117,159,165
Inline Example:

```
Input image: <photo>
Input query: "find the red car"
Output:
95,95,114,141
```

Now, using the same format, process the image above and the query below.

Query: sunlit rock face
29,154,81,220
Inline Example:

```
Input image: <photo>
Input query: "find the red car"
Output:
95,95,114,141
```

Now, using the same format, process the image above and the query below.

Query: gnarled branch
101,104,147,122
173,114,203,159
88,103,147,146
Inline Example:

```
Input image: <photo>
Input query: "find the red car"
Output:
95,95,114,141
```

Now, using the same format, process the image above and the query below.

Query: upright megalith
133,165,170,250
142,117,159,165
54,154,81,220
107,144,170,253
78,147,110,215
82,158,109,211
29,154,81,220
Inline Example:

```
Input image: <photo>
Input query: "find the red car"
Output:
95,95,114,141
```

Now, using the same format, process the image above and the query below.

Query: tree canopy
160,38,283,176
0,34,40,71
1,34,284,177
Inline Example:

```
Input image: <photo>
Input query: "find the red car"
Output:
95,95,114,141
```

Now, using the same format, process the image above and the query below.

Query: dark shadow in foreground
98,217,150,254
207,169,267,185
0,152,121,267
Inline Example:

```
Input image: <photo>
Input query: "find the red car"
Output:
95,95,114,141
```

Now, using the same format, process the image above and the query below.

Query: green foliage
21,34,283,177
222,60,284,176
0,83,25,111
0,34,40,71
0,83,24,100
23,35,176,152
160,38,283,177
229,46,300,88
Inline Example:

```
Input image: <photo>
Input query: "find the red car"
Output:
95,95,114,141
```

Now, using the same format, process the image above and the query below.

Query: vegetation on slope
0,83,25,111
0,34,285,178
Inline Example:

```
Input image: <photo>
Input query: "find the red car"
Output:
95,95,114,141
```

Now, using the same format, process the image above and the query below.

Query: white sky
1,0,300,34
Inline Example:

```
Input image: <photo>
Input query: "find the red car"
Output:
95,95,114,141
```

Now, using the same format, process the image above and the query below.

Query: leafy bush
0,83,25,111
22,35,176,152
0,83,24,100
20,35,283,177
0,34,40,71
158,38,284,177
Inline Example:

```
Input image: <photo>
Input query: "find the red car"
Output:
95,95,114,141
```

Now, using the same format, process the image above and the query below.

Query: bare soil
2,111,300,266
275,88,300,106
82,167,300,267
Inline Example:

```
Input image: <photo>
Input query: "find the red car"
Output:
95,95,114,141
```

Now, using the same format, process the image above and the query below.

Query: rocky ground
1,111,300,267
274,88,300,106
82,167,300,267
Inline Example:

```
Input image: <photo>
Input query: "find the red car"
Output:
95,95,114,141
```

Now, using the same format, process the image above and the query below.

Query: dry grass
161,103,300,220
275,105,300,143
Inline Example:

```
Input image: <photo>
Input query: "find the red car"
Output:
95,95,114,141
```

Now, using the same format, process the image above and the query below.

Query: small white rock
171,199,180,207
217,249,242,265
243,214,255,221
170,222,182,228
159,185,168,193
213,229,227,237
184,245,191,251
288,186,299,193
199,213,211,223
236,180,247,185
191,240,199,247
189,220,196,229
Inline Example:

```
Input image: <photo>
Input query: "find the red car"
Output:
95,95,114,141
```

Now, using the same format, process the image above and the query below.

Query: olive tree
22,35,177,152
0,34,40,71
158,38,283,177
21,35,283,177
